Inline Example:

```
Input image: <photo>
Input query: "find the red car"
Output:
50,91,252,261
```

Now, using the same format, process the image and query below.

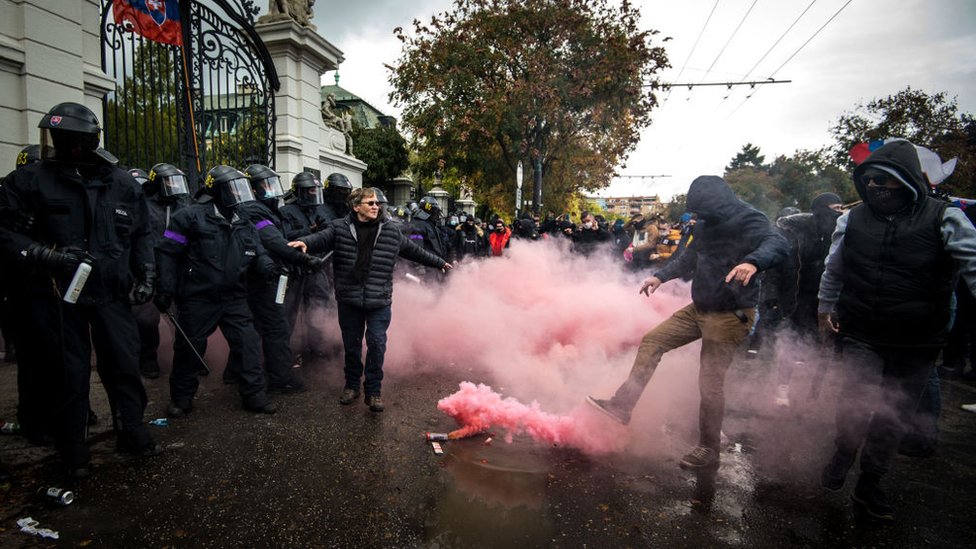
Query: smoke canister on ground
425,432,449,442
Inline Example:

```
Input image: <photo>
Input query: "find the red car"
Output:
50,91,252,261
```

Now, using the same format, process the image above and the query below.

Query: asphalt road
1,342,975,548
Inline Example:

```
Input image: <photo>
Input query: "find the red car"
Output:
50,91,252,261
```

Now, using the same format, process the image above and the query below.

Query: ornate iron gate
100,0,278,187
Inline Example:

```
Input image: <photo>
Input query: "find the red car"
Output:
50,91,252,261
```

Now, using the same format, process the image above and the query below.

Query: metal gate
100,0,279,187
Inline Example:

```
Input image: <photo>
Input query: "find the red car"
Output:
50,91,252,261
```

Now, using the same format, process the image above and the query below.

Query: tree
829,87,976,197
350,123,410,186
389,0,670,215
664,193,686,220
727,143,766,172
104,40,182,170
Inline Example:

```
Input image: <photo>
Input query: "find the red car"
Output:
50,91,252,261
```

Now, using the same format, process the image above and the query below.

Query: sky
291,0,976,202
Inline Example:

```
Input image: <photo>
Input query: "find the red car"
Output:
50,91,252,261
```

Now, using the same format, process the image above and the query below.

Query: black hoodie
656,176,789,312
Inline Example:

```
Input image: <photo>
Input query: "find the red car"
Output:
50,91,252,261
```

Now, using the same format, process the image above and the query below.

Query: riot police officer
1,145,39,364
279,172,335,361
155,165,279,416
226,164,323,392
323,172,353,219
409,195,453,279
0,102,161,478
132,162,190,379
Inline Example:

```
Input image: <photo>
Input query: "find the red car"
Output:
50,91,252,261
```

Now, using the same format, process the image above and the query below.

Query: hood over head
852,140,927,204
685,175,741,223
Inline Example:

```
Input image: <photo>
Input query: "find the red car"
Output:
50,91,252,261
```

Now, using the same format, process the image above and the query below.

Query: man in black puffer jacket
817,139,976,521
290,188,452,412
588,175,788,471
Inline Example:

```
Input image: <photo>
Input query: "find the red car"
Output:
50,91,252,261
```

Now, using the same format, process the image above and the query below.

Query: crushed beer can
38,487,74,506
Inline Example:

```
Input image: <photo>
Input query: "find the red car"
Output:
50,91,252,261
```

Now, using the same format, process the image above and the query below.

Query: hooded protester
755,193,843,407
588,175,788,472
817,139,976,521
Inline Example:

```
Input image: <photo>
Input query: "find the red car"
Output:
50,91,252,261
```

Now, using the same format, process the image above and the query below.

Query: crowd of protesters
1,103,976,526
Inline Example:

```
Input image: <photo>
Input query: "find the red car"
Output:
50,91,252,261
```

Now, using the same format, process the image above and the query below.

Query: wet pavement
1,344,975,548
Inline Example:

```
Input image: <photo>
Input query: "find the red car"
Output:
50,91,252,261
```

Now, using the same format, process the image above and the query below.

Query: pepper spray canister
275,274,288,304
63,260,92,304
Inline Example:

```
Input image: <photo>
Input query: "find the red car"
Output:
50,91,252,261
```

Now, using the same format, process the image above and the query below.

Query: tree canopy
829,87,976,198
388,0,670,214
350,123,410,186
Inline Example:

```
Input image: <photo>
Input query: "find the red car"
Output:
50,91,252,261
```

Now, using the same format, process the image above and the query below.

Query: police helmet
149,163,190,198
38,103,102,163
414,195,441,221
16,145,40,168
243,164,284,201
291,171,324,207
324,172,352,204
204,165,254,208
372,187,388,206
129,168,150,186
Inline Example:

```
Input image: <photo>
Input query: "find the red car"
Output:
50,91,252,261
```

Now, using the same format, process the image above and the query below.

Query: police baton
163,310,211,375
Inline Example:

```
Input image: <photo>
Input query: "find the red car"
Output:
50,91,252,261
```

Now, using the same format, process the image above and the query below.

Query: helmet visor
299,186,324,206
160,174,189,197
258,176,285,199
222,177,255,207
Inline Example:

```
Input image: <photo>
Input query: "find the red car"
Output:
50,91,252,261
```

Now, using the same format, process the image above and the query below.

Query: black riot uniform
408,195,452,280
0,103,161,476
131,163,190,379
225,164,322,391
0,145,39,365
155,165,279,416
279,172,335,360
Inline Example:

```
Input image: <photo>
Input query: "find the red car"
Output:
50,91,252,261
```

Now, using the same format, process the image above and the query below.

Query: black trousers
283,269,331,354
226,282,297,387
132,302,161,365
834,337,938,477
38,298,150,466
170,297,268,408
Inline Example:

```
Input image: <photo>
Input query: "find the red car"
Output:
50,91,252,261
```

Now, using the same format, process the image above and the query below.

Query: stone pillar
0,0,114,164
255,19,366,187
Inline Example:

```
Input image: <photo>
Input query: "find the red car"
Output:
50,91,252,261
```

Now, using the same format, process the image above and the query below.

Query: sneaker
166,400,193,418
366,395,384,413
339,388,360,405
773,384,791,408
852,476,895,521
961,403,976,414
679,446,719,469
821,450,856,491
585,396,631,425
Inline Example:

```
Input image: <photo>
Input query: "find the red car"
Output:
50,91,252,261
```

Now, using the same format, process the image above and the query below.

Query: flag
113,0,183,47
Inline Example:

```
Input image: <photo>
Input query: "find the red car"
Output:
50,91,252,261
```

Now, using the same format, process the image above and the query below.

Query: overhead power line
723,0,854,120
662,0,720,107
647,78,791,90
697,0,760,84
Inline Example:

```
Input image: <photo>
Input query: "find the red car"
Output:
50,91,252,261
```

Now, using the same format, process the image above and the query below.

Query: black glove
6,211,34,233
304,254,325,271
267,265,288,284
25,243,94,273
131,264,156,305
153,293,173,313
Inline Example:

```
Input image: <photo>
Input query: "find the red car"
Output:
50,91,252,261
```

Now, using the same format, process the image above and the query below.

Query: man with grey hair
289,188,451,412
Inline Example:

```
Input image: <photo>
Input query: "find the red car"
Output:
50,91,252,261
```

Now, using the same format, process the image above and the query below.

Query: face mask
582,221,593,229
813,208,842,235
865,185,912,215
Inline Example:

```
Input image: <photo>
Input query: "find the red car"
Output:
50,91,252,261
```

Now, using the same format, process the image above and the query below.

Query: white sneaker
774,384,791,408
961,403,976,414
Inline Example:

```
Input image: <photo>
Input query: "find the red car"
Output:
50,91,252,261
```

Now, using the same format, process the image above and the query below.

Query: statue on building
261,0,316,28
321,93,354,156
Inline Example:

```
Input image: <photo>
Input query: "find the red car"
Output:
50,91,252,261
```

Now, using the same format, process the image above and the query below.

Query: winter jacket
819,140,976,347
300,215,447,310
655,176,788,312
